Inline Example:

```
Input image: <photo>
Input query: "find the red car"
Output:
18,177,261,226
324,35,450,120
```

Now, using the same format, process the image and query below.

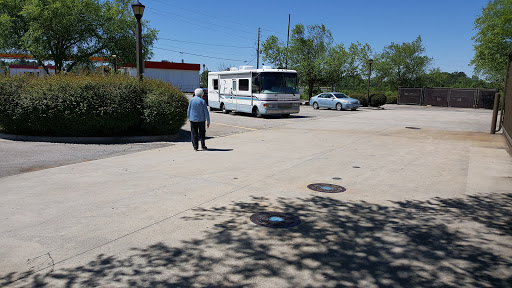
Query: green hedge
369,94,387,107
0,75,188,136
348,93,368,107
386,95,398,104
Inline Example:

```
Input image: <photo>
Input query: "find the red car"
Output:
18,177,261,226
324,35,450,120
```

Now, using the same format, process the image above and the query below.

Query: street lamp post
367,59,373,107
132,1,145,81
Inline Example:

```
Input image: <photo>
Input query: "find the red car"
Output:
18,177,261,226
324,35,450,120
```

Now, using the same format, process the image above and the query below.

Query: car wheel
313,102,319,109
336,103,343,111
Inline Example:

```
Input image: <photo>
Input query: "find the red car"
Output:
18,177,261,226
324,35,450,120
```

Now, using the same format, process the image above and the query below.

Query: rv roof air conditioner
239,66,254,70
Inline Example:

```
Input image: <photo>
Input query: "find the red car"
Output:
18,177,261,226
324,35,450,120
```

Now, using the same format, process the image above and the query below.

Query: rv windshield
260,72,298,94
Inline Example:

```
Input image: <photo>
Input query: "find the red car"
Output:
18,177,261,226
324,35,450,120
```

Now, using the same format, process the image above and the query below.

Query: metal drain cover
250,212,301,228
405,127,421,130
307,183,346,193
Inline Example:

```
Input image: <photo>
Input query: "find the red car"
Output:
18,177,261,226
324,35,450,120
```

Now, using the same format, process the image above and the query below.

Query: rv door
232,79,237,111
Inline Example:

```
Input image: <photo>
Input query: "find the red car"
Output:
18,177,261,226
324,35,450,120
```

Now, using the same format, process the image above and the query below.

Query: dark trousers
190,121,206,150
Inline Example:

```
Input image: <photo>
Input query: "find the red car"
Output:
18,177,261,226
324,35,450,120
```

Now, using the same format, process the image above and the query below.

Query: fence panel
423,88,450,107
477,89,497,109
398,88,422,105
449,89,476,108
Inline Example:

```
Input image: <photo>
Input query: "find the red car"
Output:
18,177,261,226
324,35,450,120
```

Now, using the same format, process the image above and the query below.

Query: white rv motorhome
207,66,300,117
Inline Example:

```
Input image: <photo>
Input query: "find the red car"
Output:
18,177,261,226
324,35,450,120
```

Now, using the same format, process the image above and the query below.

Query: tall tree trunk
308,81,315,100
37,60,49,75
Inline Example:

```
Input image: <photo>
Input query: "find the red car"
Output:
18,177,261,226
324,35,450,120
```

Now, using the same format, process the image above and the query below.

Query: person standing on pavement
187,88,210,151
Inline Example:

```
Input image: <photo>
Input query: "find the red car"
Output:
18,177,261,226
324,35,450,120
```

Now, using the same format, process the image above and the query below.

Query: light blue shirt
187,96,210,124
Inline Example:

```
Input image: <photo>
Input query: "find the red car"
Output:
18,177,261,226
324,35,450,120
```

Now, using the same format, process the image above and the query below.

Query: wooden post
491,93,500,134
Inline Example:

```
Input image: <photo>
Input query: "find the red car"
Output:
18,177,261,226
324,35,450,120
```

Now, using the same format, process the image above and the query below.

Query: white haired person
187,88,210,151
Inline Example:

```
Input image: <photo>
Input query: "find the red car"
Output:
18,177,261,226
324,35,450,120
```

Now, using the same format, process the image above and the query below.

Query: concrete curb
0,132,179,144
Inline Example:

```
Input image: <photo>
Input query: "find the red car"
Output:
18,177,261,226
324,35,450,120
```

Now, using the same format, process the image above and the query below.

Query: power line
151,0,275,33
154,47,248,62
157,43,253,58
146,7,254,41
148,0,288,39
158,38,253,49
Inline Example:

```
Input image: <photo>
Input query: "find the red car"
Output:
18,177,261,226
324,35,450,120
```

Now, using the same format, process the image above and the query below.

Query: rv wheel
253,107,262,118
221,103,229,114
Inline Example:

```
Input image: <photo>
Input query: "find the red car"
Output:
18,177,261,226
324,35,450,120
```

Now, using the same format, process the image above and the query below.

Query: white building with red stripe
122,61,200,92
8,65,56,76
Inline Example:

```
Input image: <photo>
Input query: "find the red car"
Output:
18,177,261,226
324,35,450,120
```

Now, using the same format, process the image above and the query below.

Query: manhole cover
250,212,301,228
405,127,421,130
307,183,346,193
332,177,342,180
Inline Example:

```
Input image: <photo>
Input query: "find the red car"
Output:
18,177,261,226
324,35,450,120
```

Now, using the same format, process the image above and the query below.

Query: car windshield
260,72,298,94
333,93,348,99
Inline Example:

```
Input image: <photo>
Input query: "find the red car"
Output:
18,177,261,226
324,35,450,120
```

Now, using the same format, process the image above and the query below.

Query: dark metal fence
398,88,422,105
398,87,497,109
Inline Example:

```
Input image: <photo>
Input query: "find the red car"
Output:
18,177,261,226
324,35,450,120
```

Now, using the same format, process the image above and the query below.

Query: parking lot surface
1,104,511,287
0,104,361,178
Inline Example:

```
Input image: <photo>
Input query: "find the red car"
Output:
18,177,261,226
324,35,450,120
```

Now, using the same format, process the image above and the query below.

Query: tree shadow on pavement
2,193,512,287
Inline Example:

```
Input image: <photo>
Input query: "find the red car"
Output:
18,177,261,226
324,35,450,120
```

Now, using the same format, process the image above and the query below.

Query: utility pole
257,28,260,69
286,14,290,69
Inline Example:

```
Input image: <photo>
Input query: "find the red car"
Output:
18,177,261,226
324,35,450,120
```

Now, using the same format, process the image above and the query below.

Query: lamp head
131,1,145,20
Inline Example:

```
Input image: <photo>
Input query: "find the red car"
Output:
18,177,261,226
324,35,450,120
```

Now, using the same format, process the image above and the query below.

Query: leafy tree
324,42,373,92
424,68,494,88
0,0,158,73
342,42,374,91
324,44,348,90
261,35,287,69
424,68,450,87
262,24,333,99
471,0,512,87
374,36,432,90
289,24,333,100
200,69,209,88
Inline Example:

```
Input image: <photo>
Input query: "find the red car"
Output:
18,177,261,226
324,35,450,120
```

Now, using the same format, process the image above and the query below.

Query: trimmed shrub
142,79,189,135
369,94,387,107
386,95,398,104
348,92,368,107
0,74,188,136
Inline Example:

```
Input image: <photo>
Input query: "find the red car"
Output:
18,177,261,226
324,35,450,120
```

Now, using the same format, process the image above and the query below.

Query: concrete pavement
1,105,511,287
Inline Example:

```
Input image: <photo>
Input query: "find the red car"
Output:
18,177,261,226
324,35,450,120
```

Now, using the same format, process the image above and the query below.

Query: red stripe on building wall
8,65,55,69
139,61,200,71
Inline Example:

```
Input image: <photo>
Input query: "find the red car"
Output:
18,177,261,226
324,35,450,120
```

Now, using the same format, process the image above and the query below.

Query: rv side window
239,79,249,91
213,79,218,90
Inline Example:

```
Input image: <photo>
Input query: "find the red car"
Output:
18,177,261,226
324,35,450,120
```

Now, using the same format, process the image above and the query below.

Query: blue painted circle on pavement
269,216,284,222
250,212,301,228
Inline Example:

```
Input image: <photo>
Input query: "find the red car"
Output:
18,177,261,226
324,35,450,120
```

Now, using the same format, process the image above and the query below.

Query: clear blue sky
143,0,488,77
